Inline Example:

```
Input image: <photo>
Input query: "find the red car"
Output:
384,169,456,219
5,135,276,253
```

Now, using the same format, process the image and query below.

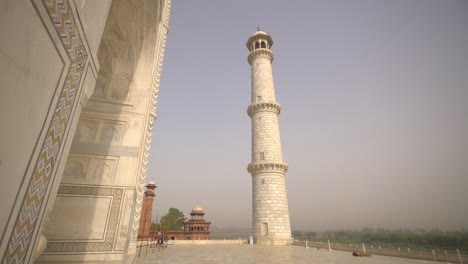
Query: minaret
246,29,292,245
138,180,156,239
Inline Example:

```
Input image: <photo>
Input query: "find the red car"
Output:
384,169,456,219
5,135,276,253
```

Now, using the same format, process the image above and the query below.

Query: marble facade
0,0,171,263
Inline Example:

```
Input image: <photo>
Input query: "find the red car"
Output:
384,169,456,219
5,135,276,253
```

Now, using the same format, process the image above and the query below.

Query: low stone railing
293,240,467,263
172,239,247,245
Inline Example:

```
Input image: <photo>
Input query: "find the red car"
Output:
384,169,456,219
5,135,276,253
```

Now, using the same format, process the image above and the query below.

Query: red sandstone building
138,180,156,239
164,204,211,240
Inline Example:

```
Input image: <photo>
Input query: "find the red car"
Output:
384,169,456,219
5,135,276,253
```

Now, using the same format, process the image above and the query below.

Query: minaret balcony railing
247,102,281,117
247,162,288,174
248,49,274,65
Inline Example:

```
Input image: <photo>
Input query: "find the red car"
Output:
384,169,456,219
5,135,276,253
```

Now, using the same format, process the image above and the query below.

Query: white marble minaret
246,29,292,245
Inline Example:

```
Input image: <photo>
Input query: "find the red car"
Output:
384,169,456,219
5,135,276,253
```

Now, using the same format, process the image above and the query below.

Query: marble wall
1,0,107,262
0,0,171,263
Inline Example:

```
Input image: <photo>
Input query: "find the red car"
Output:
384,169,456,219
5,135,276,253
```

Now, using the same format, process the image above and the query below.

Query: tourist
157,231,162,245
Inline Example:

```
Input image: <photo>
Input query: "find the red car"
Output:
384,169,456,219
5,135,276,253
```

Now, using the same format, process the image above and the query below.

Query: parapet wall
172,239,247,245
293,240,467,263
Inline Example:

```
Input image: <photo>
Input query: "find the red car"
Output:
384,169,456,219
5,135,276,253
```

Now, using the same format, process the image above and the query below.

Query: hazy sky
148,0,468,231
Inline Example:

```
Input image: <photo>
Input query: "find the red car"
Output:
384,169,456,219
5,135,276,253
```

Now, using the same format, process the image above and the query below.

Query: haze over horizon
148,0,468,232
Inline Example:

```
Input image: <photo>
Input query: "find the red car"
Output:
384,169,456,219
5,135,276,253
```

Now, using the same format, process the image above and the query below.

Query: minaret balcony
248,49,274,65
247,102,281,117
247,162,288,174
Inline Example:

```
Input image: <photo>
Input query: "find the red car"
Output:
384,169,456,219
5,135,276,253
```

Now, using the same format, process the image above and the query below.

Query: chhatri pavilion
164,204,211,240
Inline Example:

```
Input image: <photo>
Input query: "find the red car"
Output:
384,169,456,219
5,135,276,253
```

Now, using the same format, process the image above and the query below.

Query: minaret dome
246,29,273,52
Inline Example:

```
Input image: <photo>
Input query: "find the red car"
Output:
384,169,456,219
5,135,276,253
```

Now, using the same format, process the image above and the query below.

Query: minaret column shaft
251,56,277,103
246,30,292,246
251,112,283,163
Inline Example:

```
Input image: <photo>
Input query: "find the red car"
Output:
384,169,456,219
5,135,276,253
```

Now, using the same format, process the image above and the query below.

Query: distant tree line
292,228,468,252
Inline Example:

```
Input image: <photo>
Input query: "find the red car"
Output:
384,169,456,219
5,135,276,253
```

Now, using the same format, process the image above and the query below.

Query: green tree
159,208,185,231
150,221,158,231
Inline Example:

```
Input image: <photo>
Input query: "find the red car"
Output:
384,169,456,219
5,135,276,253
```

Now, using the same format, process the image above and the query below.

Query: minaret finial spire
257,26,260,31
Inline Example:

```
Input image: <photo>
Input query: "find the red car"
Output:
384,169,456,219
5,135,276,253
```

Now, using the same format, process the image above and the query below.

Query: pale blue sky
148,0,468,231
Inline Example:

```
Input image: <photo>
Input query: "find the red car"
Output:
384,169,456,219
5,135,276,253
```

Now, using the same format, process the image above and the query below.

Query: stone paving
134,244,435,264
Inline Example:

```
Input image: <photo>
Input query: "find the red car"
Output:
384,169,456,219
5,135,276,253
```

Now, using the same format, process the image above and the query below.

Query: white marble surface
135,245,435,264
0,0,63,233
44,196,111,240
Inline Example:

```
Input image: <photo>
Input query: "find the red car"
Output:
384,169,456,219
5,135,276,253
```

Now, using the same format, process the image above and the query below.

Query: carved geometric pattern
2,0,88,263
128,0,172,247
45,186,123,252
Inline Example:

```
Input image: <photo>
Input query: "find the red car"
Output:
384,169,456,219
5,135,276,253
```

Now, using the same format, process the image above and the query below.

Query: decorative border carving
247,102,281,117
248,162,289,174
248,49,274,65
128,0,172,247
3,1,89,263
44,185,123,252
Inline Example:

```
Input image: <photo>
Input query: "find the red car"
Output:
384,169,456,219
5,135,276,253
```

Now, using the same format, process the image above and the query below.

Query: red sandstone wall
138,195,154,238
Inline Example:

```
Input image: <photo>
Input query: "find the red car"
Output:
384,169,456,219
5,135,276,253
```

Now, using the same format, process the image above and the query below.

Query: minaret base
255,237,293,246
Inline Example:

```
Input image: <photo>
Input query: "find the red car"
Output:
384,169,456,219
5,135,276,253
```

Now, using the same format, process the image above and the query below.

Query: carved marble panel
43,196,112,241
89,157,117,185
63,156,89,180
44,186,124,253
74,119,99,142
99,122,124,144
62,155,118,185
110,76,131,101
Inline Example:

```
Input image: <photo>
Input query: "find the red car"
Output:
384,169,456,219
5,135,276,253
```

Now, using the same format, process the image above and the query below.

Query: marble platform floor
134,244,436,264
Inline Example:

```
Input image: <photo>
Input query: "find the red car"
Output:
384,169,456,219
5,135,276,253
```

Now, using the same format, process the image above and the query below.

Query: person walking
156,231,162,246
